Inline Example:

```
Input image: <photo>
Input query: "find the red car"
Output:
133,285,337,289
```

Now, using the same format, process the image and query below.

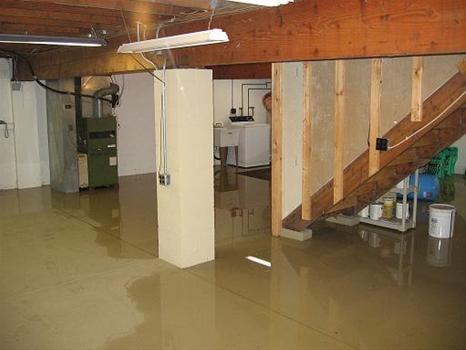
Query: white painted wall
452,135,466,175
0,60,17,190
12,83,48,188
112,73,156,177
0,59,49,190
213,79,271,125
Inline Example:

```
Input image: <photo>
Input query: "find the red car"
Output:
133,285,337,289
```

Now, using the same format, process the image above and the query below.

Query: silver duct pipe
92,83,119,118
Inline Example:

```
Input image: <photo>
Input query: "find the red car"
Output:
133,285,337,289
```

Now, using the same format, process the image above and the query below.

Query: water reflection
0,174,158,258
427,236,453,267
214,166,270,245
358,226,415,287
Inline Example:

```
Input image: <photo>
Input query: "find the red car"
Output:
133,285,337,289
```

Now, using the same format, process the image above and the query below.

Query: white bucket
396,202,410,219
428,204,456,238
370,203,383,220
359,206,369,218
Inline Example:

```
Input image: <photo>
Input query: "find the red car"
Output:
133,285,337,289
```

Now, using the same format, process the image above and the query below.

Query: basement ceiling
0,0,258,56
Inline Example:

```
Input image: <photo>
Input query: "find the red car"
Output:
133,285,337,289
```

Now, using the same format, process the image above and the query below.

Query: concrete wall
0,58,49,190
282,54,465,218
213,79,271,125
46,79,79,193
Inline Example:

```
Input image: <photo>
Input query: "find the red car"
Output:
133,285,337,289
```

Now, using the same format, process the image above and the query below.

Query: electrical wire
388,91,466,150
208,0,218,30
0,48,113,103
128,53,165,85
136,21,159,71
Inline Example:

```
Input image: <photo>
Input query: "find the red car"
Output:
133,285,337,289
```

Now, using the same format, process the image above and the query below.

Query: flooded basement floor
0,170,465,349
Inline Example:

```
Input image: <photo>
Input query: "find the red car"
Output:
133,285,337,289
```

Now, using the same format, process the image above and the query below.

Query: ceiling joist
18,0,465,80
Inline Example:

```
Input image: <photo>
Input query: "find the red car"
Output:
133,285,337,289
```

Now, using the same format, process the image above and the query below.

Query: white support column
155,69,215,268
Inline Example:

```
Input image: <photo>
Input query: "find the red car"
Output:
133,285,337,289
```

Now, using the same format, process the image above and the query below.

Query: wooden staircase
283,71,466,232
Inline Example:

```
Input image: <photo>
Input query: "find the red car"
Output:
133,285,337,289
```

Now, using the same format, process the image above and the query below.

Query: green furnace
78,117,118,188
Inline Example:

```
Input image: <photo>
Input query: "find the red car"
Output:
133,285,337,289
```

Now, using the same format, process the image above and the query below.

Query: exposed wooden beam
0,2,121,26
301,62,312,220
20,0,466,79
210,63,271,79
411,57,424,122
271,62,283,237
0,22,83,35
368,58,382,176
141,0,212,10
333,60,345,204
21,0,189,15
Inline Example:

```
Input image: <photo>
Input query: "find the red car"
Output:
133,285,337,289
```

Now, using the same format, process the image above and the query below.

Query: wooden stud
271,63,283,237
369,58,383,176
411,57,424,122
333,60,345,204
301,62,313,220
458,58,466,75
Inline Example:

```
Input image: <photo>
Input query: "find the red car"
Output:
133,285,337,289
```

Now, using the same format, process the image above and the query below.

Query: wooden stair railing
283,71,466,232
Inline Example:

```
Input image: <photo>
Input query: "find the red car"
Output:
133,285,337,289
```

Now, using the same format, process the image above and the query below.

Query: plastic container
409,174,440,201
383,198,395,219
396,202,410,219
428,204,456,238
370,203,383,220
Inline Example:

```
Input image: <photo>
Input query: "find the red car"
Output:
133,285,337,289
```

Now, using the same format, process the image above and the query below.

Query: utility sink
214,127,240,147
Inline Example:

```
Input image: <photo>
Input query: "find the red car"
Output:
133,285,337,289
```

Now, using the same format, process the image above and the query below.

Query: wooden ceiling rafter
0,0,256,56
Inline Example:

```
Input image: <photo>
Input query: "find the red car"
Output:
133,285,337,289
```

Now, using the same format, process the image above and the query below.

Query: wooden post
368,58,382,176
333,60,345,204
411,56,423,122
302,62,312,220
458,58,466,75
271,63,283,236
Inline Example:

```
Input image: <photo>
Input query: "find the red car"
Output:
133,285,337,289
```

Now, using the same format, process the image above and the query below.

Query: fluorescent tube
117,29,229,53
227,0,293,6
0,34,106,47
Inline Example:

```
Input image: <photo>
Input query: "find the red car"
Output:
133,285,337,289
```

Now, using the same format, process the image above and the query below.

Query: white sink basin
214,127,240,147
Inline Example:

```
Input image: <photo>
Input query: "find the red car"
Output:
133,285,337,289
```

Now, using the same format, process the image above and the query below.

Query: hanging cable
136,21,159,71
208,0,218,30
0,48,113,103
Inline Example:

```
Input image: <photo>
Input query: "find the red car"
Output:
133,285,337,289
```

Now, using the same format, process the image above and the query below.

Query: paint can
369,203,383,221
359,206,369,218
428,204,456,238
383,198,395,219
396,202,410,219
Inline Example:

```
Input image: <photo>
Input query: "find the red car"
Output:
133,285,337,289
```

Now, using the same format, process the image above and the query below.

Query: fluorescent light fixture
0,34,106,47
117,29,229,54
227,0,293,6
245,256,272,267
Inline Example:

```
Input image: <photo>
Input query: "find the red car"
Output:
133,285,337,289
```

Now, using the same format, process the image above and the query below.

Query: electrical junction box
77,117,118,188
376,138,389,151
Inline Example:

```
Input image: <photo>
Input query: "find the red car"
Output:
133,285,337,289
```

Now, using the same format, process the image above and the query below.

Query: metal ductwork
92,83,119,118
